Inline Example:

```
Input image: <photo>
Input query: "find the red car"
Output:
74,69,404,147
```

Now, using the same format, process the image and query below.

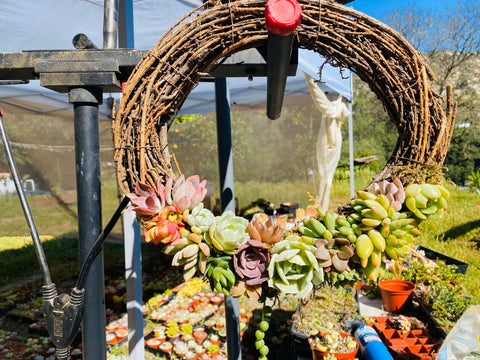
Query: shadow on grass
440,219,480,243
0,237,125,288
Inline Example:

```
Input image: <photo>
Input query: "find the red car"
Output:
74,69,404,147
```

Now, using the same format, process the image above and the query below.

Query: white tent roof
0,0,352,115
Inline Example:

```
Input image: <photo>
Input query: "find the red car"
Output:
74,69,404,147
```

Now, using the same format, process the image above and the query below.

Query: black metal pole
215,78,241,360
264,0,302,120
215,78,235,213
69,87,106,360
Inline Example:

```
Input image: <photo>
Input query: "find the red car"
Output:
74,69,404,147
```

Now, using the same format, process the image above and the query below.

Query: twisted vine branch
113,0,456,196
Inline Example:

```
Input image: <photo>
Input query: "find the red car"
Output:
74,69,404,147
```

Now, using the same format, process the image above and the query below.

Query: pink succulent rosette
127,174,208,217
231,239,271,301
127,179,165,216
164,175,208,213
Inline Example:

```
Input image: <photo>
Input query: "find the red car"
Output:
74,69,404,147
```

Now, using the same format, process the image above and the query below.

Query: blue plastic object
354,325,393,360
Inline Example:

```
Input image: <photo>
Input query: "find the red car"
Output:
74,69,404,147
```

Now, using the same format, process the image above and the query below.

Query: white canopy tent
0,0,352,115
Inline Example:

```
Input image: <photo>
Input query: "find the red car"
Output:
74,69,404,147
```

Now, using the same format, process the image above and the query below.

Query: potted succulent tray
144,330,225,359
416,246,469,274
367,315,441,359
290,286,360,357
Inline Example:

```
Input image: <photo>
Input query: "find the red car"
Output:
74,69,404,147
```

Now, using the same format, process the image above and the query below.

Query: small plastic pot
379,279,415,313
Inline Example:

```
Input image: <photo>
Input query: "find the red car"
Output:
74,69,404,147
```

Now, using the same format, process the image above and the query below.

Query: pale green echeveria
183,203,215,235
267,235,323,299
205,211,249,255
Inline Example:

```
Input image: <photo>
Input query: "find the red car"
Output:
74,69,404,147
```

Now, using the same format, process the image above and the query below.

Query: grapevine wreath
113,0,457,348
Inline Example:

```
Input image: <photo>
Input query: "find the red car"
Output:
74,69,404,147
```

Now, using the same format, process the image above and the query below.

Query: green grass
416,183,480,302
0,236,124,287
234,169,374,211
0,235,55,251
0,177,124,238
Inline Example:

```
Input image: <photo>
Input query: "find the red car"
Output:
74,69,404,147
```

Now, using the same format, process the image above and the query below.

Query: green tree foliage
383,0,480,184
445,128,480,185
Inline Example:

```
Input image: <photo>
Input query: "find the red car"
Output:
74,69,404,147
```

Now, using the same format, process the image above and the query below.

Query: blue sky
350,0,453,20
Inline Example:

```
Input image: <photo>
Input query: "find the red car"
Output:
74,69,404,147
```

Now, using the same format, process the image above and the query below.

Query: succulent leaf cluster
267,235,323,299
404,183,450,220
297,211,358,287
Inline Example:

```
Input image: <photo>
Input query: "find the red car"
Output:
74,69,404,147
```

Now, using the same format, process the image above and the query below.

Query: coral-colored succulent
164,175,208,213
127,179,165,216
144,206,184,245
247,217,284,246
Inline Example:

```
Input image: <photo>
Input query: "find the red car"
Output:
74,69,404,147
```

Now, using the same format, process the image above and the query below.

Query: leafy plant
400,257,472,331
467,169,480,192
293,285,360,337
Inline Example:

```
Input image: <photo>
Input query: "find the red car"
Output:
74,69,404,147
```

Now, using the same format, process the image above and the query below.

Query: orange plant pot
379,279,415,313
309,333,359,360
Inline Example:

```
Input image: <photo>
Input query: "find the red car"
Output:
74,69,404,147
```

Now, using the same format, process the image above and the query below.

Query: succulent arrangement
128,174,451,296
128,174,450,357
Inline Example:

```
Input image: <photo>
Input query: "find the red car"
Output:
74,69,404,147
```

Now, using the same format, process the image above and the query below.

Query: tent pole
215,78,242,360
348,100,355,199
118,1,144,358
118,0,134,49
103,0,118,49
70,87,106,360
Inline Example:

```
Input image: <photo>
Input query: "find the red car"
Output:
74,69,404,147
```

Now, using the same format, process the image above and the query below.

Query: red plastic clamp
265,0,302,36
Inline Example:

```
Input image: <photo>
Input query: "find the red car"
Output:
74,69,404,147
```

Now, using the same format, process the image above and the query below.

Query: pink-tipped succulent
144,206,184,245
372,178,406,212
164,175,208,213
127,179,165,216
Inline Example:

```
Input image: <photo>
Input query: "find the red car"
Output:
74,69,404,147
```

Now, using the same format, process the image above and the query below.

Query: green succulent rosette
183,203,215,235
267,235,323,299
205,211,249,255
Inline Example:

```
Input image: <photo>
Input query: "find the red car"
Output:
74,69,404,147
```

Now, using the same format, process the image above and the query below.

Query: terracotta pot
309,333,359,360
193,330,208,344
146,338,161,349
379,279,415,312
210,296,223,306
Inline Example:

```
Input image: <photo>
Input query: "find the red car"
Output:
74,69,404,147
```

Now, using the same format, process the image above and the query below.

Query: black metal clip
42,284,85,359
